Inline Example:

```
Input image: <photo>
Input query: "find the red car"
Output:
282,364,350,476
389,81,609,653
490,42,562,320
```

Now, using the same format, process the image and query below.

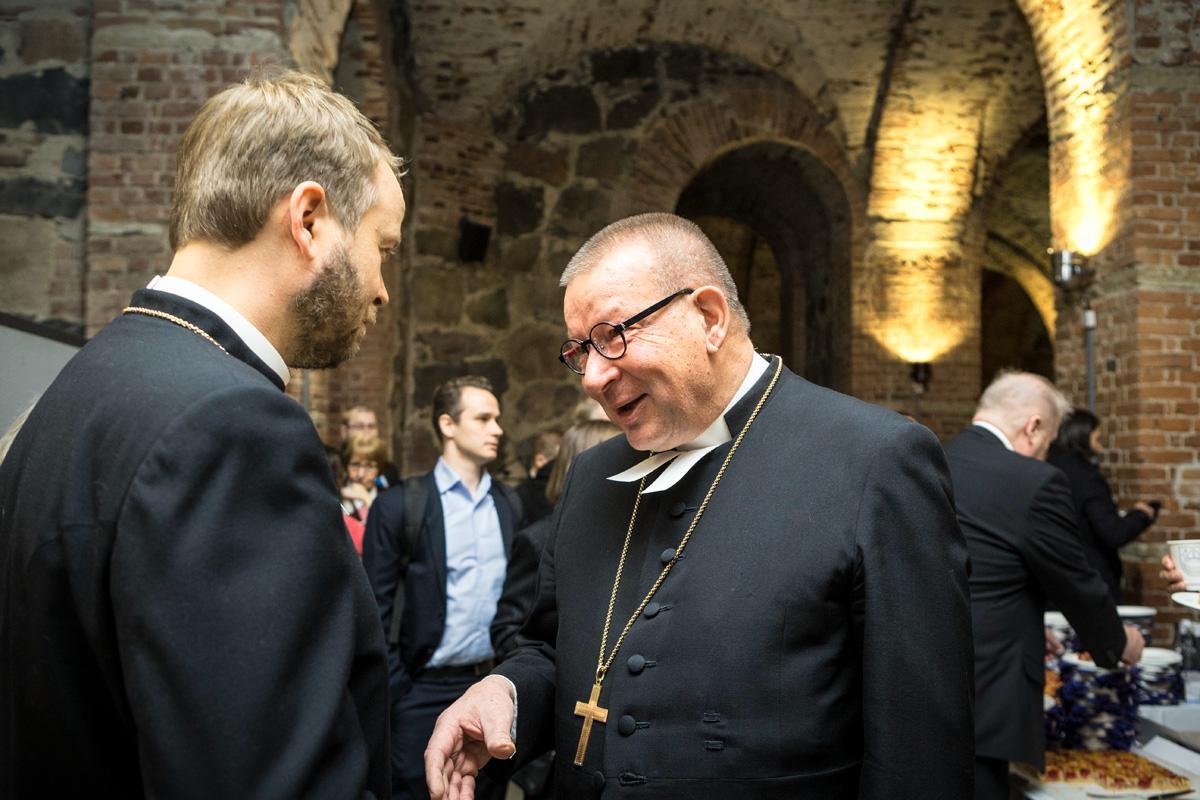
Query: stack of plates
1135,647,1184,706
1117,605,1157,647
1047,653,1138,751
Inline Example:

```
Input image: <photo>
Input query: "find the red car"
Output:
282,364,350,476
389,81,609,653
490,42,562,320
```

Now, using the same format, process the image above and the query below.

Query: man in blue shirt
363,376,524,800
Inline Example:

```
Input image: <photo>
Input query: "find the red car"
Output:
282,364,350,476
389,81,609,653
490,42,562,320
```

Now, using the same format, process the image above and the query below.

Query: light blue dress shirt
428,457,508,667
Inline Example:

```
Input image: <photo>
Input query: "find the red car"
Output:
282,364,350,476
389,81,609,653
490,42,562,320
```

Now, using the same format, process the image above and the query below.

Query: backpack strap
387,476,428,644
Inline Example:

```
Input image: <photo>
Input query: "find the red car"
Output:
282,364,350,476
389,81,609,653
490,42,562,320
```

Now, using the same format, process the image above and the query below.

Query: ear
1024,414,1043,440
437,412,456,441
691,286,731,353
287,180,333,263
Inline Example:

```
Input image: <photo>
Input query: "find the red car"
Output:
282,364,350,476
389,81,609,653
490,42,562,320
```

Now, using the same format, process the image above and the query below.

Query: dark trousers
391,672,506,800
974,756,1013,800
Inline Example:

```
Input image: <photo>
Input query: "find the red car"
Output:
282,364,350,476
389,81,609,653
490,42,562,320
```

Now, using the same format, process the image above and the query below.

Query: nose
580,350,618,398
375,279,389,307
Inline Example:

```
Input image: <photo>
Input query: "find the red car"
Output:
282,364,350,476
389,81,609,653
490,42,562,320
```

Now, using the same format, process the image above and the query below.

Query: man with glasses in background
425,213,975,799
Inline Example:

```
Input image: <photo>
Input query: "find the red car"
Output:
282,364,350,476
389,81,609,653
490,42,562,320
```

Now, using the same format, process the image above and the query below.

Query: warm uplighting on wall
1048,13,1119,256
867,240,971,365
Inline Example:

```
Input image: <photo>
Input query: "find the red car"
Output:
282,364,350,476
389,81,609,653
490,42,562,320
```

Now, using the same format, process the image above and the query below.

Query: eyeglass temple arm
619,288,695,331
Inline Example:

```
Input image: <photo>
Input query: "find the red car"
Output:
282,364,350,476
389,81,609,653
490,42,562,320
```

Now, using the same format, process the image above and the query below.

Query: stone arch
676,142,854,389
625,87,862,217
980,267,1054,385
480,1,840,137
983,242,1055,338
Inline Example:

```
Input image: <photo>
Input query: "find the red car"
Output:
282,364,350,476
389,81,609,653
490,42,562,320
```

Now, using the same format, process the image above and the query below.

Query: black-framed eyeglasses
558,288,694,375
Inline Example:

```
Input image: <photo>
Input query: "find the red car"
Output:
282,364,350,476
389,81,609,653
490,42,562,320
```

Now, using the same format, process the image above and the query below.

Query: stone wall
0,0,93,335
400,42,870,474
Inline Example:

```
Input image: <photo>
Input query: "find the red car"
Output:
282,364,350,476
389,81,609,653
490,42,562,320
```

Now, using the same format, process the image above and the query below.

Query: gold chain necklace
122,306,228,354
572,354,783,766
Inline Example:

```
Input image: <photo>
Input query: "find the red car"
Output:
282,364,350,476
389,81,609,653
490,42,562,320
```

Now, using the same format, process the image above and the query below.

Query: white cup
1169,540,1200,591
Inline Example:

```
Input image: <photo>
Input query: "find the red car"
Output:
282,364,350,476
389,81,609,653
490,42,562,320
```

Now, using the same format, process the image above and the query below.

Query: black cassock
493,357,975,799
0,289,389,799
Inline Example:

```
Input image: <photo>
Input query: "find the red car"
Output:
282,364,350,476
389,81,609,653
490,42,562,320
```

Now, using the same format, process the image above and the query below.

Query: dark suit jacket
491,516,554,659
1046,443,1152,603
0,289,390,799
945,426,1127,767
362,471,522,695
493,359,975,799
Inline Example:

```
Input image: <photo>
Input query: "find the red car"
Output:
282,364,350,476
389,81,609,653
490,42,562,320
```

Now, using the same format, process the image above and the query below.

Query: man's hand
1161,555,1187,592
425,675,516,800
1044,626,1064,659
1133,501,1158,519
1121,624,1145,666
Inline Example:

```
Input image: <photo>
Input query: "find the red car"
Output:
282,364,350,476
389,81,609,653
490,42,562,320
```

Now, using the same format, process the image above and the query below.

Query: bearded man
0,70,404,798
425,213,974,799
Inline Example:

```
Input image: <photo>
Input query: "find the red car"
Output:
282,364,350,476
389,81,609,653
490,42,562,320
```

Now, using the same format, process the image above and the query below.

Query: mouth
611,394,646,423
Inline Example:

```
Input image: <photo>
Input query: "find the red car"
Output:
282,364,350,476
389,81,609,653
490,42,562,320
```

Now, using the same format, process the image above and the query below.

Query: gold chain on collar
595,354,783,682
122,306,229,355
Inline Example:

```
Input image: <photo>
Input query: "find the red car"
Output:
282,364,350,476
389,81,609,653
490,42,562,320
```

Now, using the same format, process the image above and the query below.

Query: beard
288,245,375,369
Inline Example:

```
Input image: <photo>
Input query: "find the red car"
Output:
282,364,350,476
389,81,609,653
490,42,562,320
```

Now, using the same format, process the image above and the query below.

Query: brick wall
85,0,287,335
1018,0,1200,638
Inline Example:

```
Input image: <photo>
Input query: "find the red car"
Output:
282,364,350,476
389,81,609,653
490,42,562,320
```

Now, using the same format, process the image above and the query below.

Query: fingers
425,719,458,799
448,770,475,800
482,714,516,760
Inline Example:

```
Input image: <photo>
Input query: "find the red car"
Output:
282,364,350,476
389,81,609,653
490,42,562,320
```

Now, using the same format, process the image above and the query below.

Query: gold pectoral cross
573,681,609,766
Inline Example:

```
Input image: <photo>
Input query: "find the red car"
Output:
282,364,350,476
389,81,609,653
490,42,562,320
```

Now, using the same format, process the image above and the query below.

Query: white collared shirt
147,275,290,386
608,353,771,493
973,421,1015,451
428,458,506,667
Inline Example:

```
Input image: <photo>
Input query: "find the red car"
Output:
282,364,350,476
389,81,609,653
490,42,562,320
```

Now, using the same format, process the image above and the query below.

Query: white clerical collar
609,353,771,494
147,275,291,387
973,421,1014,451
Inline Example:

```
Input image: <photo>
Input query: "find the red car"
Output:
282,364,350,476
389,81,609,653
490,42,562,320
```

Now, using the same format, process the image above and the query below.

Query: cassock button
669,500,688,518
618,715,637,736
627,654,646,674
643,602,661,619
660,547,676,564
592,770,606,790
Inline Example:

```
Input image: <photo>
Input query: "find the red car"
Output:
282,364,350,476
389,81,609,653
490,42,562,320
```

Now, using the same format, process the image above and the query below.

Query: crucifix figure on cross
573,681,609,766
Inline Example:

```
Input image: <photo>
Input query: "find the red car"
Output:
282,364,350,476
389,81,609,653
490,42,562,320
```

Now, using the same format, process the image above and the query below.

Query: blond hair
559,212,751,333
343,434,390,470
545,420,620,504
169,68,403,250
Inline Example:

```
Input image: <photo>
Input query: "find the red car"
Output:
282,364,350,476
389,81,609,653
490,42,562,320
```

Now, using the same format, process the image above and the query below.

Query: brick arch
982,244,1056,338
484,1,839,136
625,88,864,221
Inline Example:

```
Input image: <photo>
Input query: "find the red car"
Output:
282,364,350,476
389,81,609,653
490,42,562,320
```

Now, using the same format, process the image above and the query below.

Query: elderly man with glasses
425,212,974,800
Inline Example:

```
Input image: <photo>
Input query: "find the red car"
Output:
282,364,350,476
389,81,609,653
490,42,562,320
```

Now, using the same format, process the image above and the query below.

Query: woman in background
1047,408,1158,603
340,434,390,554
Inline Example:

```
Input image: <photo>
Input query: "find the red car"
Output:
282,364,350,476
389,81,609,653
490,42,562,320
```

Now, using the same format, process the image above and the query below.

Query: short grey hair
559,212,751,333
977,371,1071,429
